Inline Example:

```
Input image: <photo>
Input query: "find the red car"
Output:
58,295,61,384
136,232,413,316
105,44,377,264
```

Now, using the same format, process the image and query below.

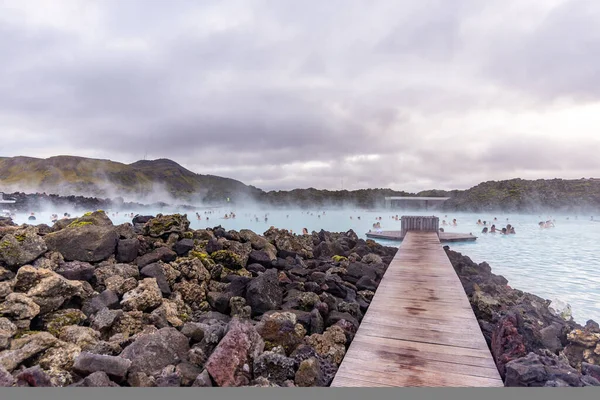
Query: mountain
1,156,599,212
438,178,600,213
0,155,261,204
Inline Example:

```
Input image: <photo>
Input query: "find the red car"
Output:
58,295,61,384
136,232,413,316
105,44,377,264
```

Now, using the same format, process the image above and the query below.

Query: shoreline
0,213,598,386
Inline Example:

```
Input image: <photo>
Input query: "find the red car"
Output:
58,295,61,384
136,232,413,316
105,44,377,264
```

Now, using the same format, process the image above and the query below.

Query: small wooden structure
366,230,477,243
400,216,439,238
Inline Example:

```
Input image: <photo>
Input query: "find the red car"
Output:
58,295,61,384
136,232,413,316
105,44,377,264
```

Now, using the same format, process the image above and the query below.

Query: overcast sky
1,0,599,192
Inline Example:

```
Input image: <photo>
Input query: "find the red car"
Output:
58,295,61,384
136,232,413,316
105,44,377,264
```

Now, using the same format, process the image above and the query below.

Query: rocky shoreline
0,212,395,387
1,192,201,214
0,211,598,387
446,247,600,387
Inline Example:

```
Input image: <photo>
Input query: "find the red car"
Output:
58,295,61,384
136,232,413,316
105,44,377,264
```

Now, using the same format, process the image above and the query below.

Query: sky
1,0,600,192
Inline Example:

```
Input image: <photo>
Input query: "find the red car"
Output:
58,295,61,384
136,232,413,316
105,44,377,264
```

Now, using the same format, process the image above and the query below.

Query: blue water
9,207,600,324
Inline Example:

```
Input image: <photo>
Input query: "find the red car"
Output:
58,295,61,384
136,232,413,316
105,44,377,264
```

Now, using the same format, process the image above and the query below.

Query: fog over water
9,205,600,325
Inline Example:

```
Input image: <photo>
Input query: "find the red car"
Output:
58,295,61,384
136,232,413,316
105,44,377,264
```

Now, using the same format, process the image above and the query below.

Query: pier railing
400,215,439,237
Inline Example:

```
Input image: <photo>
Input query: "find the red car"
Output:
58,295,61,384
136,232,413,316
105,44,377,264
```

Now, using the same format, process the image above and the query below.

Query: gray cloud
0,0,598,193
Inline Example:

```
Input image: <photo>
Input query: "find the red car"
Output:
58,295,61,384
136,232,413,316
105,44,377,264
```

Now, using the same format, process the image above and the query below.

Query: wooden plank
348,336,498,367
330,231,502,387
341,352,502,380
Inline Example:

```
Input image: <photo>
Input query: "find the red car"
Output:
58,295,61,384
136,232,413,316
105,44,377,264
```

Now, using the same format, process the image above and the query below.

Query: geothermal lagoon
11,207,600,325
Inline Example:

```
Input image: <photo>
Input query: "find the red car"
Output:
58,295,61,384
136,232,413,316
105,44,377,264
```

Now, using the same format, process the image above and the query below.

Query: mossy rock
332,255,348,263
44,309,87,337
211,250,243,270
66,221,93,228
63,211,113,230
220,267,252,280
143,214,190,238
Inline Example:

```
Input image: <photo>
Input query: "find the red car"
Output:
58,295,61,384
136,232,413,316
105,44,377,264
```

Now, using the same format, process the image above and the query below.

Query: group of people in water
481,224,515,234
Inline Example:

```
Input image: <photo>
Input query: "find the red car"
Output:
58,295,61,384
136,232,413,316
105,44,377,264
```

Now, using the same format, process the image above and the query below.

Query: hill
1,156,599,212
0,155,260,204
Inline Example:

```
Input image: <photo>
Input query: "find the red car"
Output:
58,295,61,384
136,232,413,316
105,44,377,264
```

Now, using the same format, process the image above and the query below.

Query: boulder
253,350,296,385
174,239,195,256
73,352,132,382
490,313,528,378
0,318,16,350
304,325,347,365
290,344,337,386
44,224,118,263
263,227,313,259
0,227,48,267
256,312,306,355
0,365,14,387
55,261,95,281
58,326,101,350
248,250,274,268
90,308,123,332
245,269,283,316
0,332,57,372
176,362,202,386
192,369,213,387
204,318,264,387
94,263,139,287
0,292,40,322
42,309,87,337
82,290,119,316
326,311,359,330
504,351,584,387
155,365,181,387
121,278,163,312
120,327,190,375
127,372,156,387
143,214,190,238
14,365,53,387
116,238,139,263
140,263,171,295
137,247,177,268
75,371,120,387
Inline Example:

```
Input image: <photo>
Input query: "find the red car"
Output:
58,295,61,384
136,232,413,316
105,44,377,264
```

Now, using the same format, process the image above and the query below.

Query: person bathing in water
481,227,488,234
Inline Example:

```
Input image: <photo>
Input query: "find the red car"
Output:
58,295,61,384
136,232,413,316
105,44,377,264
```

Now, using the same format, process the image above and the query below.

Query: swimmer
477,219,482,225
490,224,497,233
442,220,447,226
482,227,488,234
501,227,507,234
452,219,457,226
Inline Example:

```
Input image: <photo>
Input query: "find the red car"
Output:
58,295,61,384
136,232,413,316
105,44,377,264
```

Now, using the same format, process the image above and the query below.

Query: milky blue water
8,206,600,324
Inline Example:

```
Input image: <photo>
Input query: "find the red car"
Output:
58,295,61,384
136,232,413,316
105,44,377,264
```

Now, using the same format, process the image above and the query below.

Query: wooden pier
331,217,502,387
365,230,477,242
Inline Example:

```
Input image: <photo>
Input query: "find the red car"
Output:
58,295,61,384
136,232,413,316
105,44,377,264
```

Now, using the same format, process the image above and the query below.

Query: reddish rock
205,318,264,386
491,313,527,378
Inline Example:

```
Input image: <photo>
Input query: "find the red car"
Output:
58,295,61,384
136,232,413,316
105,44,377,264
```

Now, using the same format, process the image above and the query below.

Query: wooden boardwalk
331,231,503,387
366,230,477,242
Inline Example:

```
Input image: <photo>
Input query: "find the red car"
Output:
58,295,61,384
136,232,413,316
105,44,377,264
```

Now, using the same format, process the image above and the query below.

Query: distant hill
1,156,599,212
0,155,261,204
438,178,600,213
